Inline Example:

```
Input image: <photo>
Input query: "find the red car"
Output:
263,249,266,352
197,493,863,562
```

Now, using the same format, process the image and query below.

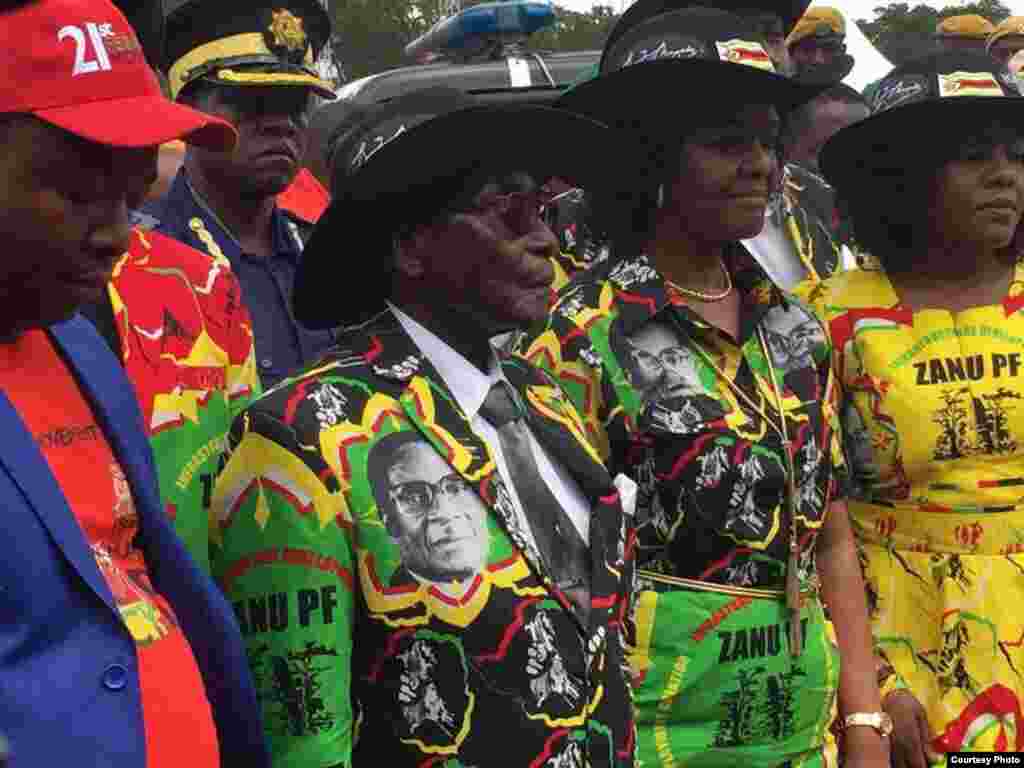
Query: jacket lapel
52,317,169,601
365,318,564,600
501,356,614,504
0,316,153,615
50,316,157,512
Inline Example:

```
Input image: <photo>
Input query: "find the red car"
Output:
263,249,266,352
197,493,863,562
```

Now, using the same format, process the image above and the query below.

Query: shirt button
102,663,128,691
260,358,274,370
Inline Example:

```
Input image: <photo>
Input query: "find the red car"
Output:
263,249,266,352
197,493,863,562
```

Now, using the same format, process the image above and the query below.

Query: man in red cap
0,1,269,767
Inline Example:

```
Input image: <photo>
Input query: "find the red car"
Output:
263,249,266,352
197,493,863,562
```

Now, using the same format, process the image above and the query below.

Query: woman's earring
656,183,665,209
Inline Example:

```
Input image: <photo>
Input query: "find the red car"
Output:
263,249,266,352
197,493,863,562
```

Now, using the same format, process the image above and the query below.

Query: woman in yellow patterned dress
806,52,1024,767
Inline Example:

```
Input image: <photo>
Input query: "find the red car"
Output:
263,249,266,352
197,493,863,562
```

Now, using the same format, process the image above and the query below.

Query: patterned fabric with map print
518,247,847,766
800,262,1024,756
210,312,636,768
111,226,261,572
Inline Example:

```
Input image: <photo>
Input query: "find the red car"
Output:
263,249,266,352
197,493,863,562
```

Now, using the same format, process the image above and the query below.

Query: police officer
786,6,855,84
935,14,995,54
988,16,1024,68
144,0,339,387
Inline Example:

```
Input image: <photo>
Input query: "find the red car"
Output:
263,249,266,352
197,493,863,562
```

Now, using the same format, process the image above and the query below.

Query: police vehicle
334,1,601,107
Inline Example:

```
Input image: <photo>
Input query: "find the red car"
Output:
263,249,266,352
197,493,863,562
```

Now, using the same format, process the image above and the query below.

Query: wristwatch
842,712,894,737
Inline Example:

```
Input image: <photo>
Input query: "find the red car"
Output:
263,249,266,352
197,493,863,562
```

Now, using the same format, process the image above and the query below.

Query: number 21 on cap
59,22,114,76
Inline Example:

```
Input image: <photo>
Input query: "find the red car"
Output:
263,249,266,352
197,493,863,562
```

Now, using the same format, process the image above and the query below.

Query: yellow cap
786,7,845,47
988,16,1024,51
936,14,995,39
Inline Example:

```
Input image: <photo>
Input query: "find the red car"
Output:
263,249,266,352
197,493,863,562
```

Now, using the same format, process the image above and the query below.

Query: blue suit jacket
0,316,270,768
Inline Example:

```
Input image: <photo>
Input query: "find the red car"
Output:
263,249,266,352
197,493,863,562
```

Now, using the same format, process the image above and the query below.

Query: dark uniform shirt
142,171,337,388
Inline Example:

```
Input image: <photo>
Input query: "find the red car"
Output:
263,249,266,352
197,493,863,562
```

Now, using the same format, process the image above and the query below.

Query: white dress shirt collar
388,304,500,420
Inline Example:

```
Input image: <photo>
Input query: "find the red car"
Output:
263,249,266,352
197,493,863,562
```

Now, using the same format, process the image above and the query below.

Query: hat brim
557,58,825,129
820,97,1024,195
203,67,336,99
294,104,612,330
35,95,237,151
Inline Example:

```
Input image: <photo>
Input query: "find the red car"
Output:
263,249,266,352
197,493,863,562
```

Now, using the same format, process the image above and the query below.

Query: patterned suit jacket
211,312,637,768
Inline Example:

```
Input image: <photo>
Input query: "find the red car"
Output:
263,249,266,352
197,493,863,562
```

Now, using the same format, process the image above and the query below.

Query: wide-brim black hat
602,0,811,72
558,8,824,130
821,51,1024,197
164,0,334,100
294,87,613,330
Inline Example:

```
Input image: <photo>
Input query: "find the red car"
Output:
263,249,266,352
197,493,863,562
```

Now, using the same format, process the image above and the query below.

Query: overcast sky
556,0,1024,21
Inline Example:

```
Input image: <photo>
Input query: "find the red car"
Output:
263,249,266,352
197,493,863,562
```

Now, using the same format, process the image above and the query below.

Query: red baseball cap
0,0,237,151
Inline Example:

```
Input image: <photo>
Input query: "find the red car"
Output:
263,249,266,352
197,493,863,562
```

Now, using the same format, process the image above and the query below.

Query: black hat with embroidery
558,7,823,130
293,86,613,330
820,51,1024,197
601,0,811,72
163,0,334,101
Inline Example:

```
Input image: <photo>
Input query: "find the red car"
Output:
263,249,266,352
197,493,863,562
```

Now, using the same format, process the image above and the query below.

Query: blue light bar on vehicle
404,0,557,60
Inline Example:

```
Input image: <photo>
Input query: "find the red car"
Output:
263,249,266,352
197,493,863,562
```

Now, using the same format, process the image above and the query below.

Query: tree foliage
532,5,619,52
856,0,1013,64
330,0,1015,83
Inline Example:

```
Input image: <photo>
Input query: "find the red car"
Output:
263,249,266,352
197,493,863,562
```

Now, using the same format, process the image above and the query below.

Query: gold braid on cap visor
168,32,331,98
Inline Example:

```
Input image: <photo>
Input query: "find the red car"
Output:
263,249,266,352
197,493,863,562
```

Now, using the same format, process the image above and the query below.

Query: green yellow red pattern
210,313,637,768
110,227,260,572
802,263,1024,755
519,250,846,766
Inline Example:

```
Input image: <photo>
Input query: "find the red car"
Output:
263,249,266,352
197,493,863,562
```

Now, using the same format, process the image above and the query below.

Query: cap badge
715,39,775,72
266,8,308,62
938,71,1004,98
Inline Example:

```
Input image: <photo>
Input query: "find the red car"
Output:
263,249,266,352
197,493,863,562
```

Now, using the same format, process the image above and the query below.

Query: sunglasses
446,175,558,229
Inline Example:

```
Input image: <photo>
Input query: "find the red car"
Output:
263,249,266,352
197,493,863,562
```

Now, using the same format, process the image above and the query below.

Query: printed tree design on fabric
714,667,762,747
974,388,1022,455
249,641,340,737
761,667,806,741
933,388,974,461
933,387,1023,460
713,665,808,747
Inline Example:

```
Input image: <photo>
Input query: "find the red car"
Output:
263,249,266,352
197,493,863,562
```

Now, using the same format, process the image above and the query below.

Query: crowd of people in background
4,0,1024,766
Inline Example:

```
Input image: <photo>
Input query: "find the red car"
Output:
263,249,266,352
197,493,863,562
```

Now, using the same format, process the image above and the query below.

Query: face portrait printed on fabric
211,320,636,768
518,254,845,768
524,253,842,589
367,431,491,587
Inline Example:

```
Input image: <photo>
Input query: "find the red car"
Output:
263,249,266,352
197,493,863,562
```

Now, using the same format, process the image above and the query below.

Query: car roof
336,49,600,107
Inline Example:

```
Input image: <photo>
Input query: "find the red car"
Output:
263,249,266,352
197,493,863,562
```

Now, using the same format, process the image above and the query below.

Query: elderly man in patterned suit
210,86,637,768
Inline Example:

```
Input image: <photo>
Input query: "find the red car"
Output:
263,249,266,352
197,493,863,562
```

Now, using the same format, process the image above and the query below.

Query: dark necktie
479,381,590,621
